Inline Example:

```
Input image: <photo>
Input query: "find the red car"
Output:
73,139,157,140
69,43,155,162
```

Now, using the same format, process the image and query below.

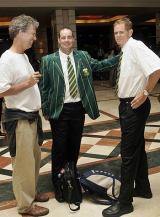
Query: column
156,12,160,49
51,9,77,51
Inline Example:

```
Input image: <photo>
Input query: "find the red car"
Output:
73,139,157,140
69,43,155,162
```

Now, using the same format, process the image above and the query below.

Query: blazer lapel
54,52,64,80
73,50,81,78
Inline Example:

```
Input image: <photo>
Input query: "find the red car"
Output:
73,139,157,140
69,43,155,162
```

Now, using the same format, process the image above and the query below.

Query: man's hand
0,72,42,97
131,92,147,109
44,115,49,120
28,71,42,87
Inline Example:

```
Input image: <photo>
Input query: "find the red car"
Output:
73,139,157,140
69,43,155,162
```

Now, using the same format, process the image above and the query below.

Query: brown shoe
35,193,49,202
22,215,34,217
21,205,49,216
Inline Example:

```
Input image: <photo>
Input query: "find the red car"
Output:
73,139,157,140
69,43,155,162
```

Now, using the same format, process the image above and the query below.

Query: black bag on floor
80,169,121,205
61,162,82,211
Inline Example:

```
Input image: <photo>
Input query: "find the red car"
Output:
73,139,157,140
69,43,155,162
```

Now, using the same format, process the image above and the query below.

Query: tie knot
67,56,71,61
67,56,71,67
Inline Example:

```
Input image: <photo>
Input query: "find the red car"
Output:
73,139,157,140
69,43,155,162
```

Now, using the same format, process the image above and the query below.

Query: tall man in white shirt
0,14,49,216
102,18,160,217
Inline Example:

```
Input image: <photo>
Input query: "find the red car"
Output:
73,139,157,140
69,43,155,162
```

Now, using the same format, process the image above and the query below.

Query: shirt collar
122,37,133,52
59,49,74,59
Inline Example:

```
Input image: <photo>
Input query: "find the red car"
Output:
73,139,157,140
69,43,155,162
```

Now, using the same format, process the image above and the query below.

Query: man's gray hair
9,14,39,39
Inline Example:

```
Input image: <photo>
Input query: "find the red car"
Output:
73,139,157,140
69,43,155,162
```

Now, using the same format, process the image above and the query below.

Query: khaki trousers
12,119,41,213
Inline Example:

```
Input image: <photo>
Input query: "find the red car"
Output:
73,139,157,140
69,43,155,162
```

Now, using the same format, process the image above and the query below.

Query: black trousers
118,97,151,205
49,102,85,184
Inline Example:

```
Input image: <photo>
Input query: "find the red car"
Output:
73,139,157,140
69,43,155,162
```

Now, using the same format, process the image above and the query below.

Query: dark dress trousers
118,97,151,205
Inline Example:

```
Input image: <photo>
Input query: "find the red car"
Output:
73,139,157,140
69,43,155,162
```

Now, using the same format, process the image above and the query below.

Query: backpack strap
67,179,80,211
80,169,120,205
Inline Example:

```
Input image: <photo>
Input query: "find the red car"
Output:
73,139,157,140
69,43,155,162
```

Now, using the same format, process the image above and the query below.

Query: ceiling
0,6,159,26
0,7,158,19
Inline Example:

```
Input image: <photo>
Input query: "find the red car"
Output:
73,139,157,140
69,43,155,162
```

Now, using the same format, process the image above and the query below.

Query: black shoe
133,189,152,199
102,201,134,217
54,183,65,203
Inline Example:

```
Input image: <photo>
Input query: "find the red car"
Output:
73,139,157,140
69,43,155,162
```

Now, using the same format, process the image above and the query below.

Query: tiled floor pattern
0,81,160,216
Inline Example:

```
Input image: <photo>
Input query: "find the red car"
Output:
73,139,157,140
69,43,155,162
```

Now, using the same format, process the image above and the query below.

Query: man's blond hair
114,17,133,31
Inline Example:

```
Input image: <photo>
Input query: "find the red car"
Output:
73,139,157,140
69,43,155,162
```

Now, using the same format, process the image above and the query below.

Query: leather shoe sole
22,215,34,217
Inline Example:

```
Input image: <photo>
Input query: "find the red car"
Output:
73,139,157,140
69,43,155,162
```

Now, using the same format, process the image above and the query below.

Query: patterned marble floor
0,81,160,217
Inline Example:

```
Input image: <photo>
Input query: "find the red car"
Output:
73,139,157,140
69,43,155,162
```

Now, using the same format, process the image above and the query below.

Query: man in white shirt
0,14,49,216
102,18,160,217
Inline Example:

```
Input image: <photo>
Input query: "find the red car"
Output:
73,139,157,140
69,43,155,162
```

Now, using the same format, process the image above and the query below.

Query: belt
64,101,81,106
119,97,134,103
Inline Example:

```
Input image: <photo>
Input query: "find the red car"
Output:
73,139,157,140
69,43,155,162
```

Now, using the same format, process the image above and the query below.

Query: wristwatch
143,89,149,96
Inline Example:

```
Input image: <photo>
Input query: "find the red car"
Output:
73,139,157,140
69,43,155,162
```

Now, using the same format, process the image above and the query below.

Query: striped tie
67,56,78,98
115,51,123,95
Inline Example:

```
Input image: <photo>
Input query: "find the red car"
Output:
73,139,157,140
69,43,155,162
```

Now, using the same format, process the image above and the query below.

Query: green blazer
39,50,119,120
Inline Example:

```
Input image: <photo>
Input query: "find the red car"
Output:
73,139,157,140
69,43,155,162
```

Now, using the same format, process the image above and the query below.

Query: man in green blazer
40,27,119,202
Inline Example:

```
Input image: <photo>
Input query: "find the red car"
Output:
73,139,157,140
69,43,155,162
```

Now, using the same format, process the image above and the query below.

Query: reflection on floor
0,81,160,217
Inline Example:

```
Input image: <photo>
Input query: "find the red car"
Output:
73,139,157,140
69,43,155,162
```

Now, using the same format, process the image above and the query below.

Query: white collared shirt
59,49,80,103
118,37,160,98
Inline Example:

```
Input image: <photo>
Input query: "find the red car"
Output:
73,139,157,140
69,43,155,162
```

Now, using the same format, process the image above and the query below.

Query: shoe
22,215,34,217
35,193,49,202
20,205,49,216
102,201,134,217
54,183,65,203
54,188,65,202
133,189,152,199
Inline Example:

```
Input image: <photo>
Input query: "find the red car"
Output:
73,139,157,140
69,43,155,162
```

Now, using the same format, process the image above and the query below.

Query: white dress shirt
59,49,80,103
118,37,160,98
